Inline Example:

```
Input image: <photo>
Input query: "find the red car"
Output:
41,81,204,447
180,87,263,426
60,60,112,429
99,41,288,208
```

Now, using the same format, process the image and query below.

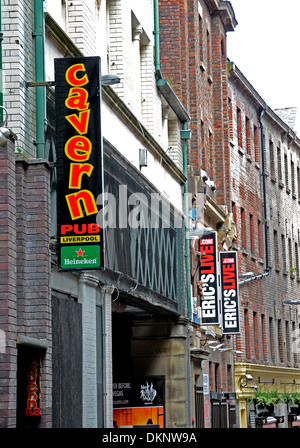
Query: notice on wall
55,56,104,271
113,376,165,428
25,358,42,417
199,232,219,325
219,251,240,334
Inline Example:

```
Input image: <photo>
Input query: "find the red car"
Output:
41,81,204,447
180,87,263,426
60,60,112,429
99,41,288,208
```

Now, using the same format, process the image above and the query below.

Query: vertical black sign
199,232,219,325
55,57,104,271
220,251,240,334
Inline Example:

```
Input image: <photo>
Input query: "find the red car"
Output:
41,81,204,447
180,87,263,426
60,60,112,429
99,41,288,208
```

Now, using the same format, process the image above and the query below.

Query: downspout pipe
153,0,163,80
258,107,269,273
181,122,193,428
182,122,192,320
33,0,46,159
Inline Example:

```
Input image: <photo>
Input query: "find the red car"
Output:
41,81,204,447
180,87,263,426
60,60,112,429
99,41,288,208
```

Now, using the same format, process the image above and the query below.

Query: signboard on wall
199,232,219,325
113,376,165,428
55,56,104,271
25,358,42,417
219,251,240,334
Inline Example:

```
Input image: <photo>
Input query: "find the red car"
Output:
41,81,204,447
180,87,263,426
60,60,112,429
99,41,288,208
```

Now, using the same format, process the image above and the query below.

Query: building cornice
207,0,237,32
235,362,300,400
228,61,300,150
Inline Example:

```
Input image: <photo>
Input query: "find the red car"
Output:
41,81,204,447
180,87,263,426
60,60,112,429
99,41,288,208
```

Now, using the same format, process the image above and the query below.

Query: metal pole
33,0,46,159
153,0,162,79
182,121,192,320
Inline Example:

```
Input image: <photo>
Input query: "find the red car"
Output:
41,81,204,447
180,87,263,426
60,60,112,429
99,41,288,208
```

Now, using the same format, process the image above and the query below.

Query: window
269,317,275,362
278,319,283,363
295,242,299,277
284,153,289,191
237,107,242,148
206,30,211,75
253,312,259,359
269,139,275,177
289,238,293,273
258,220,263,259
292,322,298,364
286,321,291,363
291,160,295,196
214,363,219,392
250,213,254,253
254,125,259,163
274,230,279,268
277,145,283,183
246,117,251,155
282,234,287,272
245,309,250,359
261,314,267,361
132,22,143,118
201,120,205,170
208,129,213,177
198,8,203,62
297,166,300,199
229,99,233,140
231,201,236,224
241,208,246,248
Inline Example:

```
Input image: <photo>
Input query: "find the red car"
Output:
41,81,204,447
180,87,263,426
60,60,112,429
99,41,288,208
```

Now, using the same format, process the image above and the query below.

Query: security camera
245,374,253,381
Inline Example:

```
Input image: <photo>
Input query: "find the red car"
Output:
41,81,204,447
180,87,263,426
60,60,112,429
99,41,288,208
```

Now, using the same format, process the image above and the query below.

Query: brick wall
16,157,52,427
0,138,18,427
67,0,97,56
228,68,300,369
159,0,230,206
0,138,52,427
2,0,36,157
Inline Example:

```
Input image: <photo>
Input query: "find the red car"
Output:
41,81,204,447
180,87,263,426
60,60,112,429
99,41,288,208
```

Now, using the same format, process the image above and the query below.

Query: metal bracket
49,241,57,252
25,81,55,88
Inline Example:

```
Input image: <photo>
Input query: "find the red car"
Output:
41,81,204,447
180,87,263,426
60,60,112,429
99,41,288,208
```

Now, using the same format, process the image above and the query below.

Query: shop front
235,363,300,428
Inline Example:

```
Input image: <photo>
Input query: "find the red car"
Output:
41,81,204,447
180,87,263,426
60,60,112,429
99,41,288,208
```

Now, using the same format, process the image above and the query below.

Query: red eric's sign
199,232,219,325
220,251,240,334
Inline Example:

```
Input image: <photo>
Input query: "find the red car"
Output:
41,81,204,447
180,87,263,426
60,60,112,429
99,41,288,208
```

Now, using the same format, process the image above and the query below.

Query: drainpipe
153,0,163,79
33,0,46,159
258,107,269,273
181,122,192,320
181,122,193,427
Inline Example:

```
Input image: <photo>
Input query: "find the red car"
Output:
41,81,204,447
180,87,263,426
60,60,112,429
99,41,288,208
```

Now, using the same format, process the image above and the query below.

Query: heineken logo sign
61,245,101,269
55,57,104,271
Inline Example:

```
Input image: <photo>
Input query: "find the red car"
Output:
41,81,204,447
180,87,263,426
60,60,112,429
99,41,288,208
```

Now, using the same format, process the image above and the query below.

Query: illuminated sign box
55,57,104,271
199,231,219,325
219,251,240,334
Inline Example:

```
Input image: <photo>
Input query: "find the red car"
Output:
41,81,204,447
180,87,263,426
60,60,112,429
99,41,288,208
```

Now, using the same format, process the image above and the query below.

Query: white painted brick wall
2,0,36,157
67,0,97,56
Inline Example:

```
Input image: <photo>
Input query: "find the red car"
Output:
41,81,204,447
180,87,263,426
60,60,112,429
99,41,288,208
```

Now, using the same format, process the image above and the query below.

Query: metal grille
103,144,184,302
195,386,205,428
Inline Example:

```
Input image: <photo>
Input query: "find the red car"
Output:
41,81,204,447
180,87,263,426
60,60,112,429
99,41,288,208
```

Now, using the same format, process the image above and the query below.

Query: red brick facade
0,138,52,427
159,0,300,428
228,64,300,369
159,0,233,207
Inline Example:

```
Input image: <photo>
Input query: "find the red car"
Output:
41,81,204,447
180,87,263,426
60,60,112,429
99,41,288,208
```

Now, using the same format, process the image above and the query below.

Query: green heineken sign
61,245,101,270
55,56,104,272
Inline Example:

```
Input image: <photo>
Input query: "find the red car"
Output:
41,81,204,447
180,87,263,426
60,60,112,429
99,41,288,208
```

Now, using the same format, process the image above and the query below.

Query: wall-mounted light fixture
283,299,300,305
238,272,254,278
101,74,121,86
